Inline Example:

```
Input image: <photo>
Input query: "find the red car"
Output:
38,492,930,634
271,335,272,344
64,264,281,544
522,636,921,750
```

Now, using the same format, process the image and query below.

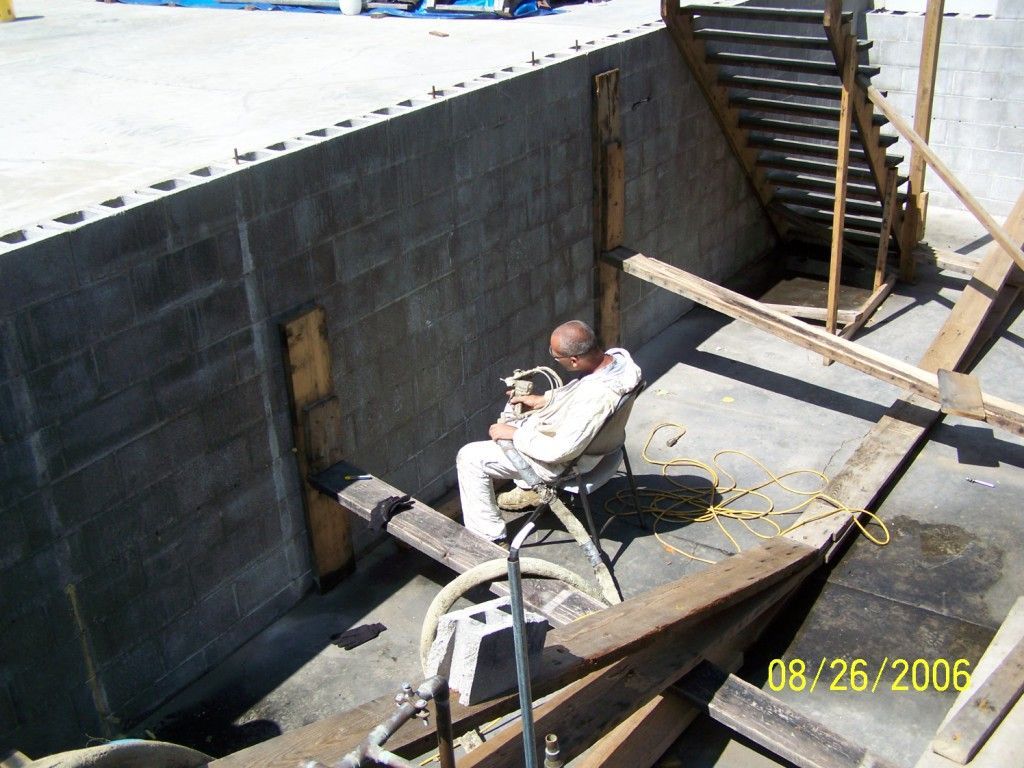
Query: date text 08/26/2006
767,657,972,694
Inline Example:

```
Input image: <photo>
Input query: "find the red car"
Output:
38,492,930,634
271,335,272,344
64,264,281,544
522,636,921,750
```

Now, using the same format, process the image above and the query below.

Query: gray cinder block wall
0,23,772,757
865,5,1024,217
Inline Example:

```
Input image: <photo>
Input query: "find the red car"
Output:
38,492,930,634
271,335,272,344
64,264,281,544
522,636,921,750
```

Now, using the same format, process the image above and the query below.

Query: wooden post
875,168,898,290
281,307,353,591
825,33,857,364
909,0,945,242
594,69,623,348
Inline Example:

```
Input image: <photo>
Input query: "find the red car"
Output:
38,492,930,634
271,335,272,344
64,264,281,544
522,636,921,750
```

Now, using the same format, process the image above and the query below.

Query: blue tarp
114,0,553,18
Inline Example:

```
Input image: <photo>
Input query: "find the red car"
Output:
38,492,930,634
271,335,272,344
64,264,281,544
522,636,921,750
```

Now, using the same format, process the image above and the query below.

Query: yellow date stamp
767,657,972,693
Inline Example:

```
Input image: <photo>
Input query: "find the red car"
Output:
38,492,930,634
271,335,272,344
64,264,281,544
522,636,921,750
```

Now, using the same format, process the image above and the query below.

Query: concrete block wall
0,21,772,757
865,8,1024,217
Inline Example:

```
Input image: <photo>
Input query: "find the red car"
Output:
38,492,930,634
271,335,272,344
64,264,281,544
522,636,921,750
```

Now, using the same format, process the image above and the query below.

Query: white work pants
456,440,559,541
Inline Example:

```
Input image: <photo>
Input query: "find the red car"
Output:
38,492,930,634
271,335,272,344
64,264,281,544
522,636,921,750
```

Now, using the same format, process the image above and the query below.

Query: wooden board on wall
281,307,353,591
594,68,623,349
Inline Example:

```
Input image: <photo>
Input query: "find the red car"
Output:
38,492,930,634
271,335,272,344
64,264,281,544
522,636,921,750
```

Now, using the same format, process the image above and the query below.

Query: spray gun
498,366,563,423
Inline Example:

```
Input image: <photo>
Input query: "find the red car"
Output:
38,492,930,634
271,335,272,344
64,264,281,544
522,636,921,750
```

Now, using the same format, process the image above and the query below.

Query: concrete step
767,171,885,202
693,28,872,52
784,203,888,235
681,4,852,24
739,116,899,147
721,74,842,100
748,136,903,168
757,154,887,184
707,51,880,79
732,96,889,126
773,189,892,218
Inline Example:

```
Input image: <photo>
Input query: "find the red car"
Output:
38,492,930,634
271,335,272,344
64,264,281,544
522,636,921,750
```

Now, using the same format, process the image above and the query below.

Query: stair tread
682,4,853,23
767,171,903,202
721,74,842,98
757,155,878,182
740,116,899,146
773,189,891,216
781,203,888,232
732,96,889,125
748,136,903,167
693,28,872,51
707,51,880,78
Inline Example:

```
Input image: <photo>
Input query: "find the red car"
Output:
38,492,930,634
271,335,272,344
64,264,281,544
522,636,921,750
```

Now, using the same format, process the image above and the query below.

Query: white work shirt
511,348,642,478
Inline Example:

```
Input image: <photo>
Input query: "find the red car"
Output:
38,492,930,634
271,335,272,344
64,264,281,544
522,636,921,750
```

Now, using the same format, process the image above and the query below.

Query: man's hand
508,393,546,411
489,423,518,442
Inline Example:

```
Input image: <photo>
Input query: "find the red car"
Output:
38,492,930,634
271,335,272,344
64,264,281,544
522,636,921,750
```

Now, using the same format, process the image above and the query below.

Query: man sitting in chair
456,320,642,543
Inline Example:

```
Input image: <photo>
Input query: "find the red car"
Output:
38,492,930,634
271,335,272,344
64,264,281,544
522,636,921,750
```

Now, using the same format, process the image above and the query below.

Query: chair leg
622,448,646,531
574,470,601,545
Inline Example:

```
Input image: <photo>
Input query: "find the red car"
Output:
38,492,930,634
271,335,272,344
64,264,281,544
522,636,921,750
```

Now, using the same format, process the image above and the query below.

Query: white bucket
339,0,362,14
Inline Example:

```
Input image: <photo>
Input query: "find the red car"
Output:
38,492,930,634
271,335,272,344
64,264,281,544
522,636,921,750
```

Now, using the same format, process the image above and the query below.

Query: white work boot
496,487,542,511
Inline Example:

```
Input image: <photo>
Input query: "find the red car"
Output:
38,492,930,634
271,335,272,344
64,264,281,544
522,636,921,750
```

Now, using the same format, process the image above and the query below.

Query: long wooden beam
603,247,1024,437
309,462,605,625
908,0,946,242
826,33,857,345
865,84,1024,275
594,68,623,348
676,661,902,768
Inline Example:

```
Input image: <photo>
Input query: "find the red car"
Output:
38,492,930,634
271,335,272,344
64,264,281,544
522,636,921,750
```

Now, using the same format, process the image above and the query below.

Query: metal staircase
662,2,908,272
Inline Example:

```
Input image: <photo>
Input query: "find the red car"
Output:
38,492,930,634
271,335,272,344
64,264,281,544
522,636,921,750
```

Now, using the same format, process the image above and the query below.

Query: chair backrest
580,380,645,457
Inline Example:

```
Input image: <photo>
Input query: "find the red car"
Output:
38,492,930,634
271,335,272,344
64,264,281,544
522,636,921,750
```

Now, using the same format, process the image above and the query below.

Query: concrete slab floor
0,0,661,233
131,207,1024,767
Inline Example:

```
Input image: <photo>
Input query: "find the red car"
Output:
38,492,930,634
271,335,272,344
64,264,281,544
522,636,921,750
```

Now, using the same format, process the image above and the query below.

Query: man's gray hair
557,320,599,356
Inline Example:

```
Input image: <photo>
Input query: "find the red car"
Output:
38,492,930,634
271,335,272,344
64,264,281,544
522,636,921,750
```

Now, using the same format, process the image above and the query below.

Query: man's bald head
550,320,602,359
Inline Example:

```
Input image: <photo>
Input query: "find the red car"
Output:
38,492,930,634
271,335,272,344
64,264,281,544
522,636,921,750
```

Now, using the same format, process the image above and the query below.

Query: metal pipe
508,517,540,768
335,677,453,768
419,678,456,768
544,733,564,768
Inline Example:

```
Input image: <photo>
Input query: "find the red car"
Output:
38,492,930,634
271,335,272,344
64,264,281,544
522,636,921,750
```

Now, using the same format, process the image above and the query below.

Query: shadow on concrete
692,348,893,423
145,544,459,757
956,233,993,255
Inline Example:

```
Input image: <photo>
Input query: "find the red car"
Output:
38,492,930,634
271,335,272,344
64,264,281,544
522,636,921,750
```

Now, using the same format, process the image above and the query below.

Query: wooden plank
573,691,700,768
281,308,352,590
839,272,896,341
211,544,817,768
309,462,605,626
938,369,986,419
760,275,867,324
918,191,1024,373
875,168,899,289
604,248,1024,437
917,597,1024,768
677,661,901,768
931,634,1024,764
909,0,945,243
826,33,858,352
763,303,858,324
594,69,623,348
866,84,1024,276
303,397,343,474
574,651,743,768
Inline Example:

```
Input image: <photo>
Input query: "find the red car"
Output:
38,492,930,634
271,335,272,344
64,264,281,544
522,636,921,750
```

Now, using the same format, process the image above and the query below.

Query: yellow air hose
602,423,890,563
